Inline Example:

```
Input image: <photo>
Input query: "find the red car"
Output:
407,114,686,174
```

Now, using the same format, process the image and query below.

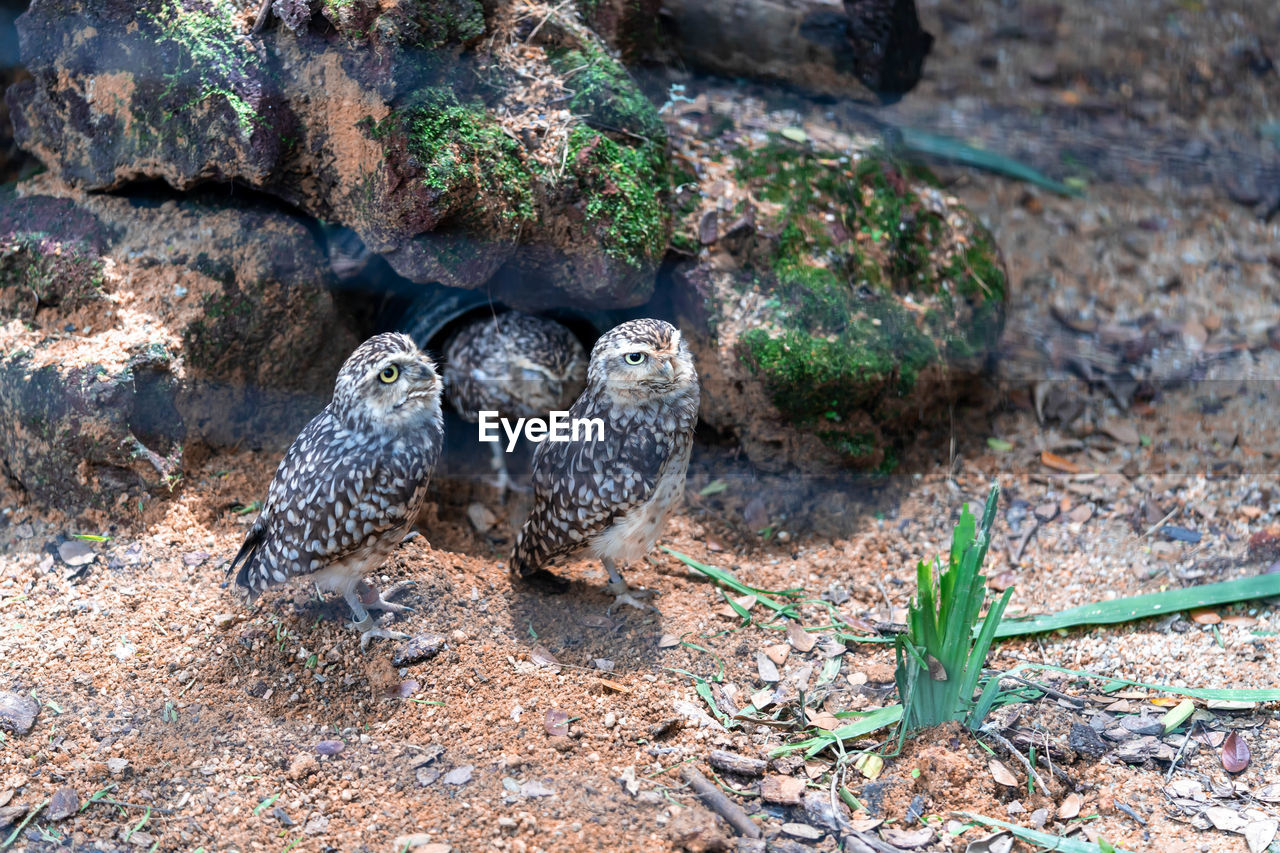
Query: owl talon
605,580,657,614
358,579,416,613
357,624,411,650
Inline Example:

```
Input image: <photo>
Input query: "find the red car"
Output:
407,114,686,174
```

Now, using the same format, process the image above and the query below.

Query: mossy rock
0,180,356,513
9,0,672,304
674,145,1005,473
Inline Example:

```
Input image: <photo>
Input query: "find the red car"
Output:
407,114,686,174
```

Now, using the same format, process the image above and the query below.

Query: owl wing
230,409,425,592
510,412,671,576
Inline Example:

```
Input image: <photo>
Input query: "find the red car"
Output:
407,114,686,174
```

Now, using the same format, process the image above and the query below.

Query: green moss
728,143,1004,465
405,0,486,48
564,127,668,270
0,236,105,309
151,0,263,137
373,88,535,224
547,47,664,141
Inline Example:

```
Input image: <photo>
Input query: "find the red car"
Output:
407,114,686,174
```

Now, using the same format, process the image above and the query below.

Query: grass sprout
895,484,1011,732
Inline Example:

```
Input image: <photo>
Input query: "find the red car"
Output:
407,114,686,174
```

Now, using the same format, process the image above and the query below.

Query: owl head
503,317,588,413
333,332,443,432
589,319,697,402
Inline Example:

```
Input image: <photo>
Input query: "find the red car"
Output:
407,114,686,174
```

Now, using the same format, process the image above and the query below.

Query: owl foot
605,580,657,614
352,618,411,651
358,579,415,614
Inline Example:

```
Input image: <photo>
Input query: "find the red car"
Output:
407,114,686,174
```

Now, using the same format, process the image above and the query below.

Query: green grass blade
769,705,903,757
957,813,1134,853
896,128,1084,197
992,574,1280,638
664,548,801,616
1001,662,1280,702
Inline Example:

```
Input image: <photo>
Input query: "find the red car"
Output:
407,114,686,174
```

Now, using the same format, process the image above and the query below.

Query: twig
1138,505,1179,541
84,798,176,815
680,767,761,839
984,730,1051,795
1116,801,1147,826
1010,518,1040,563
1164,720,1198,783
251,0,272,33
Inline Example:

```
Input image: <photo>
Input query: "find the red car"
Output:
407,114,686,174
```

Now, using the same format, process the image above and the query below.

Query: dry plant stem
985,729,1051,795
1164,721,1198,782
996,673,1085,708
1010,518,1039,563
90,798,176,815
680,766,761,838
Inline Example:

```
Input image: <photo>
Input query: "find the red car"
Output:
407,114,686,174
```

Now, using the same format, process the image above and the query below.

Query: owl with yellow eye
228,333,444,648
510,318,700,610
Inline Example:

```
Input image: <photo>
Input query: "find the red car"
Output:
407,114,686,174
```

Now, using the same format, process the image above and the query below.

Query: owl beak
658,358,674,381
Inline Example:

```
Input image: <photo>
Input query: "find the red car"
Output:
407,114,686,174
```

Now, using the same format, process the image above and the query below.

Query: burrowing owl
509,318,699,610
228,333,444,648
443,312,587,491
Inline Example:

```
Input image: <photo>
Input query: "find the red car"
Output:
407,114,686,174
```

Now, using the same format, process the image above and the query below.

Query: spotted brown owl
228,332,444,647
509,318,699,610
443,312,588,492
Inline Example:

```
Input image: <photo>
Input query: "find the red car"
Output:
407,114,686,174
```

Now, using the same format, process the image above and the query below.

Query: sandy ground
3,0,1280,850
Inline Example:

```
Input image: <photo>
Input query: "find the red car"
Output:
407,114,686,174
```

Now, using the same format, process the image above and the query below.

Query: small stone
0,692,39,735
764,644,790,667
211,613,242,630
303,815,328,835
760,774,805,805
780,822,823,840
466,502,496,533
127,831,155,848
46,786,78,821
393,634,446,667
289,753,318,780
604,712,617,729
450,628,467,643
57,539,95,567
315,739,345,755
755,652,780,683
393,837,450,853
442,765,473,785
106,757,131,778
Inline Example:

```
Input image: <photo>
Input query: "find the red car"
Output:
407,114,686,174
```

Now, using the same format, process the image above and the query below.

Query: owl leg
344,586,410,650
603,557,657,613
358,578,415,614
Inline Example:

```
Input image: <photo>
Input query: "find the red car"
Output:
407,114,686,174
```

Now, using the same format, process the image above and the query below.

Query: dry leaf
807,711,840,731
657,633,680,648
989,759,1018,787
765,643,790,666
1100,420,1141,445
1222,614,1258,627
531,645,561,670
1041,451,1083,473
598,679,631,694
1222,730,1251,773
544,708,569,737
965,831,1014,853
882,827,934,848
1057,792,1083,819
1246,820,1278,853
787,622,817,653
1254,784,1280,803
1189,608,1221,625
1204,806,1248,833
927,655,948,681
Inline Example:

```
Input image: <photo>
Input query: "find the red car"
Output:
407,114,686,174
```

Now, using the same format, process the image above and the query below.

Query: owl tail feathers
508,525,570,594
228,517,267,591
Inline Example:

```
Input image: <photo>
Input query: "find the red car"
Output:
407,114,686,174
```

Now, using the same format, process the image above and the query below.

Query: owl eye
623,352,646,365
379,364,400,384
